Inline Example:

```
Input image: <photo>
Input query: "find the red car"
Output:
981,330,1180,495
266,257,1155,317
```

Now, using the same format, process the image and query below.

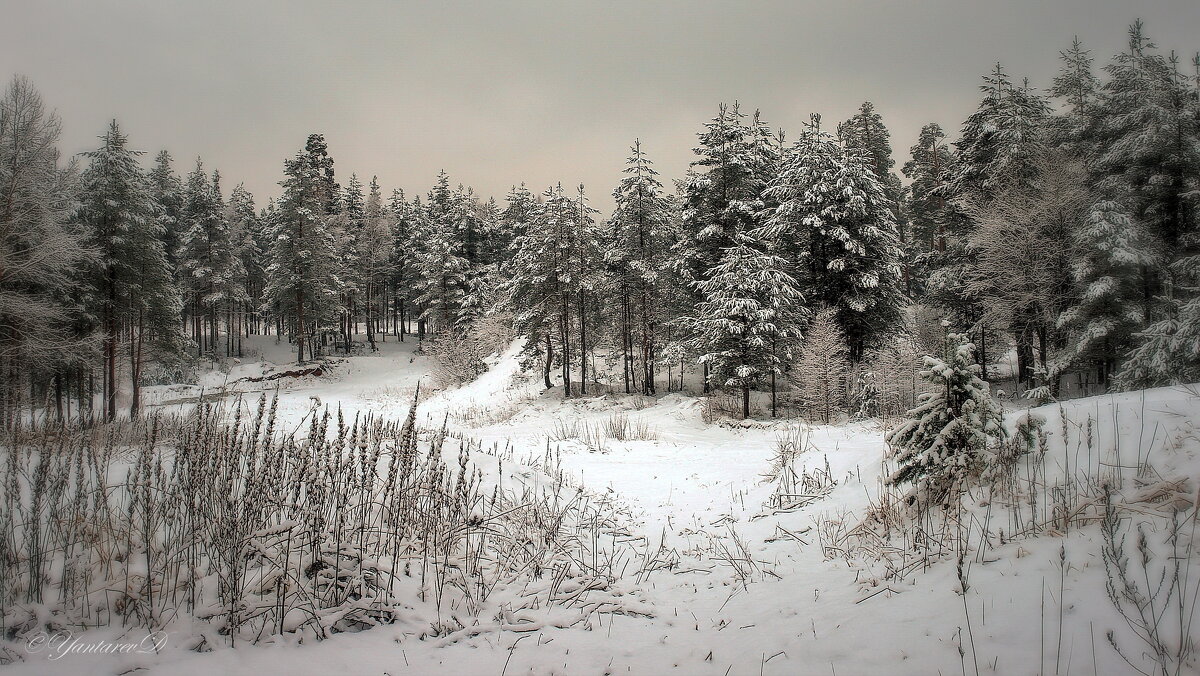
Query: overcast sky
4,1,1198,211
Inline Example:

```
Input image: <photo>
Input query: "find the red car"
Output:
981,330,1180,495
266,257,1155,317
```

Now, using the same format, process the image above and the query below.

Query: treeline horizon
2,18,1198,424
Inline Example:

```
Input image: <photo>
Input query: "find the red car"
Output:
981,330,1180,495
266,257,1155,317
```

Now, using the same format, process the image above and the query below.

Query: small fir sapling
887,328,1007,505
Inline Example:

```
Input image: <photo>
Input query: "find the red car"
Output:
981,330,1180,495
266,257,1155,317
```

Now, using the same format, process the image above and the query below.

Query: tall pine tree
760,114,904,361
80,121,180,418
264,141,341,364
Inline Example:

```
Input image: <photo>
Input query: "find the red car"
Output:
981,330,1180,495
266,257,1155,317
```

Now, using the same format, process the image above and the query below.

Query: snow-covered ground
9,336,1199,675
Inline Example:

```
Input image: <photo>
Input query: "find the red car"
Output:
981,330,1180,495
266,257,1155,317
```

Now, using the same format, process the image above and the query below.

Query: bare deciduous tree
0,76,95,424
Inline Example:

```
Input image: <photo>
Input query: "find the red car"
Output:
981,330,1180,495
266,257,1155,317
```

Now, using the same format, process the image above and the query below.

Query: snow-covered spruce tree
759,113,905,362
682,234,803,419
0,76,94,424
147,149,184,274
258,198,279,333
178,160,211,351
80,120,181,419
839,102,906,299
1091,22,1200,387
452,184,483,268
342,172,365,222
502,183,536,248
1048,37,1100,155
452,184,496,329
463,196,508,327
676,103,774,389
854,369,880,420
179,159,241,356
1053,201,1156,388
264,140,341,364
503,185,574,391
792,305,849,423
332,173,365,351
887,330,1005,506
838,102,904,221
413,183,471,336
304,133,340,217
226,183,262,349
475,195,507,268
359,177,394,349
677,103,772,277
208,171,248,358
387,188,417,339
652,194,692,393
571,184,604,395
838,102,896,184
902,123,957,295
1117,246,1200,387
606,140,672,395
948,64,1050,202
1091,21,1199,268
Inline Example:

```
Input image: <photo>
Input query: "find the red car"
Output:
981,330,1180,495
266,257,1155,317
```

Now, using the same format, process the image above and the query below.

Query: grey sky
4,1,1198,211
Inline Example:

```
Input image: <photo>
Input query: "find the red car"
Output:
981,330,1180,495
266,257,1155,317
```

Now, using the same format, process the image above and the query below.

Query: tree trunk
561,292,571,398
622,294,631,395
105,268,117,422
578,289,587,395
1016,329,1034,391
643,304,655,396
771,370,777,418
296,288,306,365
194,301,202,357
978,323,988,382
53,371,63,423
130,308,144,418
105,324,116,422
366,284,377,350
399,299,406,342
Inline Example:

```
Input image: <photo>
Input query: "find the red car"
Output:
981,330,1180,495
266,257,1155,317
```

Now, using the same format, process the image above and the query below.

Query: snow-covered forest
1,14,1199,676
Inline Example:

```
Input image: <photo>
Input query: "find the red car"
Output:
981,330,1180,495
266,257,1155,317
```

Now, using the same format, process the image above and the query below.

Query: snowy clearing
4,338,1196,675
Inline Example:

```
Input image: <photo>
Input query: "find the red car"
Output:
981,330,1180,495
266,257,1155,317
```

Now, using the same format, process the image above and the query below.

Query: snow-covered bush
428,313,512,387
853,369,880,420
886,331,1006,505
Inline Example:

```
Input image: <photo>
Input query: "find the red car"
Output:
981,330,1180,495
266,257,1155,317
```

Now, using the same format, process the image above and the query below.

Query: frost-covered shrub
792,306,849,424
887,332,1006,505
864,339,926,419
428,314,512,387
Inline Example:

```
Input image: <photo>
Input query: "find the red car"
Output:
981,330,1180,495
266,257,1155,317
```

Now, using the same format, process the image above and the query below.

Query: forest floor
12,336,1200,676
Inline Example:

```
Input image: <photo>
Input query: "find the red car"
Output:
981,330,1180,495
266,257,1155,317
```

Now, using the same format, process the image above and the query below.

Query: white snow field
5,336,1198,676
